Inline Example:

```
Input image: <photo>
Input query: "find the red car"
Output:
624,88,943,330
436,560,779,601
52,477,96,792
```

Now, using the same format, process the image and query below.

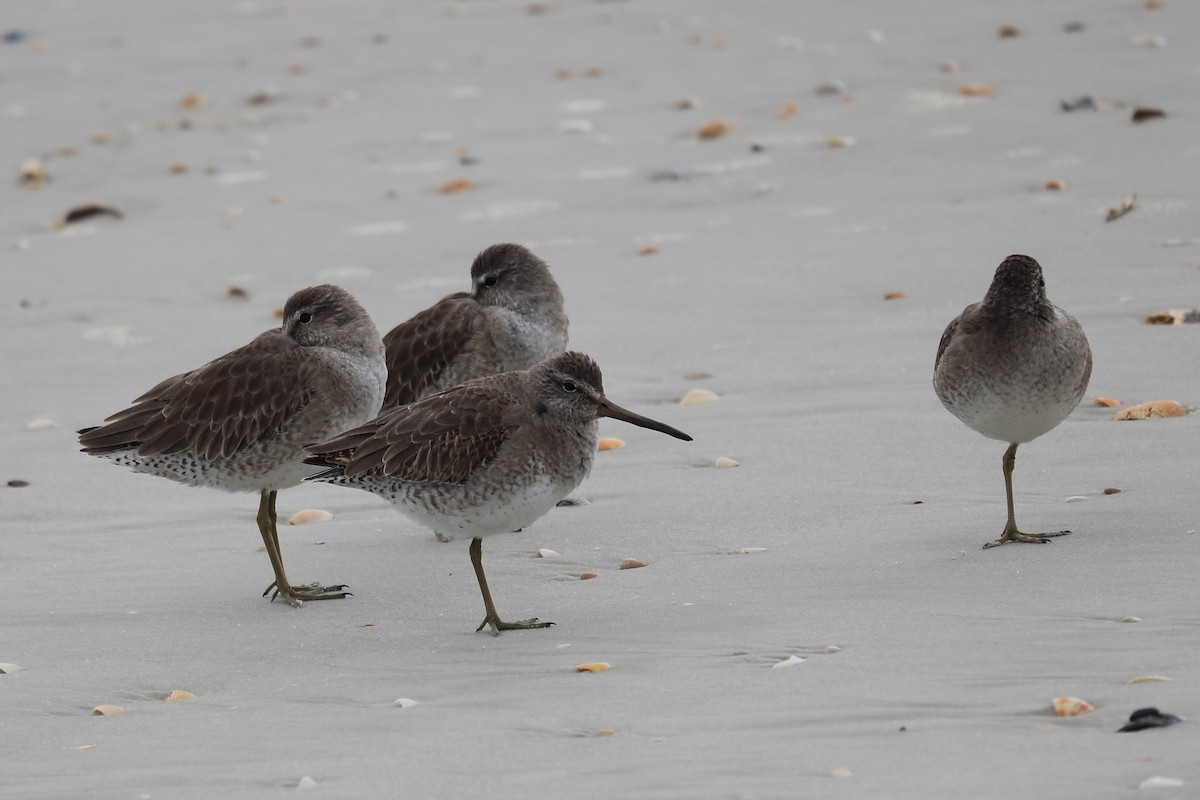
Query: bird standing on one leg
78,285,387,604
933,254,1092,549
304,351,692,634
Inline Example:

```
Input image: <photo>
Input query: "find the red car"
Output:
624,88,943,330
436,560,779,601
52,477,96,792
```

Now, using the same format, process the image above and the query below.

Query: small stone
1103,487,1122,495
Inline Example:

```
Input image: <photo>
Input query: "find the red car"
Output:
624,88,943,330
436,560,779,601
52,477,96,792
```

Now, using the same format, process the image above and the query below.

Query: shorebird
78,285,387,605
381,242,568,410
304,351,692,634
933,254,1092,549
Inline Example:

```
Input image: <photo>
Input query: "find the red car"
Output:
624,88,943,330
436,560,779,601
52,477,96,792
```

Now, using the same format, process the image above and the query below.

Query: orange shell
598,437,625,451
1112,400,1186,420
1052,696,1094,717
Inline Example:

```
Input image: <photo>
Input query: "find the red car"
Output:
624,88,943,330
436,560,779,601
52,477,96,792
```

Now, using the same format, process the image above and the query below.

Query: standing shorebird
381,242,568,410
934,254,1092,549
78,285,387,605
304,351,692,634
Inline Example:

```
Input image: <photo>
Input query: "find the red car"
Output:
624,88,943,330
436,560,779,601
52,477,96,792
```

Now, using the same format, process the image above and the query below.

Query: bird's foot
262,581,352,605
475,615,555,636
983,529,1071,549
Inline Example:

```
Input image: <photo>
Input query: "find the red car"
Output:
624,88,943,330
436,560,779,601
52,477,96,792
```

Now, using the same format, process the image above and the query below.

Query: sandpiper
304,351,692,634
381,242,568,409
78,285,387,605
933,254,1092,549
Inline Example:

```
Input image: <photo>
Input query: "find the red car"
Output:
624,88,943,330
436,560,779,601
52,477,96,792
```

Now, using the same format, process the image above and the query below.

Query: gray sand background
3,1,1198,797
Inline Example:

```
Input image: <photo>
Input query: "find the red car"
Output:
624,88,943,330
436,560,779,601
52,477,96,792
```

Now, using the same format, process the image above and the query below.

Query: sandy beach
3,0,1198,797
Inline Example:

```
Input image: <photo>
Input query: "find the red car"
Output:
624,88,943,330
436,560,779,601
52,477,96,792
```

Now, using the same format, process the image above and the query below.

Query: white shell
394,698,421,709
537,549,561,558
0,663,21,674
1138,777,1184,790
26,417,59,430
680,389,720,405
289,509,333,525
714,457,739,468
297,776,318,789
771,655,807,668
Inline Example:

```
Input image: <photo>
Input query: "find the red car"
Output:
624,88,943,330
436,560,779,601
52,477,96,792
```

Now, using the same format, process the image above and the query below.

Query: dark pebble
7,479,29,488
1117,707,1183,732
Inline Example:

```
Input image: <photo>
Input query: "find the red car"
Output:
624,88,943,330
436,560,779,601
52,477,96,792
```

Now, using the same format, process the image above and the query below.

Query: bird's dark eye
561,381,577,393
1038,278,1045,289
298,311,313,324
482,274,499,288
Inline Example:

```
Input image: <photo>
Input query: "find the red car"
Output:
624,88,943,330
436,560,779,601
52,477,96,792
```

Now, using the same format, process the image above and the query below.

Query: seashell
619,559,646,570
297,775,318,789
575,662,610,673
1112,400,1186,420
1052,696,1095,717
63,204,123,224
1103,487,1122,495
826,136,856,148
598,437,625,451
774,101,797,119
772,655,807,668
594,728,616,737
0,663,21,674
580,572,599,580
637,244,659,255
439,177,472,193
822,645,843,654
713,457,740,469
165,690,195,702
740,547,767,554
958,84,995,97
179,92,208,109
1044,180,1066,191
394,698,421,708
831,767,853,778
1122,616,1142,623
1127,675,1171,684
91,705,123,716
883,291,907,300
1143,308,1200,324
168,163,189,175
680,388,719,405
1131,106,1166,123
78,743,96,750
1064,496,1087,503
997,25,1021,38
26,417,59,430
582,67,604,78
1138,777,1183,790
289,509,333,525
537,549,561,558
19,159,47,188
1093,397,1120,407
696,120,735,140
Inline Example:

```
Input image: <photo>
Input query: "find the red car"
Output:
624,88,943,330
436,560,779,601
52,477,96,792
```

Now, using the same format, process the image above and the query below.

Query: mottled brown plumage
79,284,387,605
381,243,568,409
934,255,1092,548
306,351,691,634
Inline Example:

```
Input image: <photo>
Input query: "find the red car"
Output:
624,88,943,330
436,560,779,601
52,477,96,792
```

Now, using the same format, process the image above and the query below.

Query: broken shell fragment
772,655,807,668
826,136,856,148
439,177,472,193
597,437,625,451
575,662,610,673
883,291,907,300
19,159,47,187
1112,401,1186,420
958,84,995,96
594,728,616,737
1138,776,1184,789
1143,308,1200,324
1126,675,1171,684
680,389,719,405
1093,397,1120,407
580,572,599,580
1044,180,1066,191
637,244,659,255
289,509,333,525
165,690,195,702
831,767,853,778
1103,487,1122,495
91,705,123,716
394,698,421,708
297,776,318,789
713,457,739,468
619,559,646,570
696,120,734,140
0,663,21,674
1052,696,1095,717
537,549,561,558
